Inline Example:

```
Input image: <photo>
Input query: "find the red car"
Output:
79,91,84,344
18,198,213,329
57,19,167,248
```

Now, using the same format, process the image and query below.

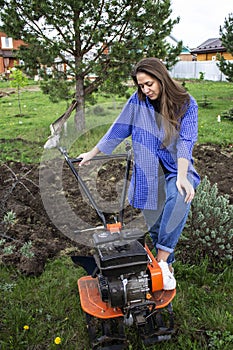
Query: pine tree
218,13,233,82
0,0,182,130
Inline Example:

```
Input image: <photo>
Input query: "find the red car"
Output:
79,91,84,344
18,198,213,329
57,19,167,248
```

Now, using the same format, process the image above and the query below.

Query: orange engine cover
145,244,163,292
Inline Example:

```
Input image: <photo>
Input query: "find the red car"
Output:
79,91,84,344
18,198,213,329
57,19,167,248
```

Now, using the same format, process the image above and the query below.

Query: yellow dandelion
54,337,62,345
23,325,29,330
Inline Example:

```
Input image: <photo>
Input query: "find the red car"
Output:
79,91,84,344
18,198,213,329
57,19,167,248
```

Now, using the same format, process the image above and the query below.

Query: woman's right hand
77,147,100,166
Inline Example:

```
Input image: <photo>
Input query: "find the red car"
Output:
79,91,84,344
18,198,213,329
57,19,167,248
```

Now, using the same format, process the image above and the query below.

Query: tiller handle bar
58,142,132,228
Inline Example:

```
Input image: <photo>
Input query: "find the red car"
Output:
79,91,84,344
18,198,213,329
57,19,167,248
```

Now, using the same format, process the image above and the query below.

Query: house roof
168,34,191,54
191,38,226,54
181,47,191,54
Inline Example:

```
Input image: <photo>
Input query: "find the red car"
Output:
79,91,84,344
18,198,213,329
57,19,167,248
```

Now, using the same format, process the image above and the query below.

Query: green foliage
218,13,233,82
10,68,28,89
92,105,105,116
3,244,15,255
1,211,34,259
0,80,233,163
40,75,74,103
0,257,88,350
199,71,205,81
197,94,213,108
196,72,213,108
217,57,233,83
206,330,233,349
0,257,232,349
181,81,188,91
3,210,17,226
220,12,233,54
10,68,29,115
179,176,233,266
0,0,182,128
221,107,233,121
186,80,233,146
19,241,35,258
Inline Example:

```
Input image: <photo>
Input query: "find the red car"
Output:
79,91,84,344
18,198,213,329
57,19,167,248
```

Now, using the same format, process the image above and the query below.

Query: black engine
93,230,150,309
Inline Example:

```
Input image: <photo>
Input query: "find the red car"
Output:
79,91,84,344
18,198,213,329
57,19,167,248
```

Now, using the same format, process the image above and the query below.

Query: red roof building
0,31,27,76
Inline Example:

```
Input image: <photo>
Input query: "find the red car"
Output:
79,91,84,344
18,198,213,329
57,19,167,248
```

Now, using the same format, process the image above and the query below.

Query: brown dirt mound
0,143,232,275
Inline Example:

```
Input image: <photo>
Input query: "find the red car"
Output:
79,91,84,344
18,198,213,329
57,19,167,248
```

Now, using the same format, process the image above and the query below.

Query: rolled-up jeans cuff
156,243,173,254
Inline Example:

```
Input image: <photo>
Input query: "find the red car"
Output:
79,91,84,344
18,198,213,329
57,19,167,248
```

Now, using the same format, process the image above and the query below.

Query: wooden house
0,31,26,76
191,38,233,61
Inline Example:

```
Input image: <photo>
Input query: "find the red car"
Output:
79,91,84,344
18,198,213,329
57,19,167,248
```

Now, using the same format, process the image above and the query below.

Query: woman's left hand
176,175,195,203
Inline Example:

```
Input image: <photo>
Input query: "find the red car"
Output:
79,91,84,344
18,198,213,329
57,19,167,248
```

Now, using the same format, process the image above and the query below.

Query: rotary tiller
59,146,176,350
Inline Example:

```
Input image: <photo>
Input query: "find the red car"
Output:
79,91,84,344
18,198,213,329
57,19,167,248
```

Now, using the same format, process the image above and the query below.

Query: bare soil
0,143,232,276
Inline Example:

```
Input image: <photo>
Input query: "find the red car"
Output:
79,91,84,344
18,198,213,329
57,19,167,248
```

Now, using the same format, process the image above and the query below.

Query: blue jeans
143,176,192,265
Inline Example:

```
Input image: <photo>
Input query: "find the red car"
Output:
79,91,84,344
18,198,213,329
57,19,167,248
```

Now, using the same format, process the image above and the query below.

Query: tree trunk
74,75,85,131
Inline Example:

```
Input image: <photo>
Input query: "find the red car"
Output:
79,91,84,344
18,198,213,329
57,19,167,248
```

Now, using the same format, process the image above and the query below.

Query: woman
78,57,200,290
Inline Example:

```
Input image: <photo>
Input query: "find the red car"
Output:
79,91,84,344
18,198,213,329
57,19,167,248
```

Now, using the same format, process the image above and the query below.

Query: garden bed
0,143,232,276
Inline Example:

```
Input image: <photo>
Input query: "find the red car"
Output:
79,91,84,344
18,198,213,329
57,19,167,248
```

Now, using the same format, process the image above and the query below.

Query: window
1,37,13,49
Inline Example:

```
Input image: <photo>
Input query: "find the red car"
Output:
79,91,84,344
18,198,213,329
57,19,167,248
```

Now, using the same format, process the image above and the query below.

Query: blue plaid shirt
97,92,200,209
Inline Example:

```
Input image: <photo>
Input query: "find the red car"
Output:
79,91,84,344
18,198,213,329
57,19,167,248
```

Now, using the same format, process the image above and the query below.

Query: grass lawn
1,257,232,349
0,80,233,163
186,80,233,145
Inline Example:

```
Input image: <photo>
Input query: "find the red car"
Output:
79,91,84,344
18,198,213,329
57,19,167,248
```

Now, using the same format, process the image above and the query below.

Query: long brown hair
131,57,190,145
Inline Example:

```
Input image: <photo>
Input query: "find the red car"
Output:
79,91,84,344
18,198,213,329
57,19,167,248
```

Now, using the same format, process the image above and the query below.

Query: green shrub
93,105,106,116
177,176,233,266
221,107,233,121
